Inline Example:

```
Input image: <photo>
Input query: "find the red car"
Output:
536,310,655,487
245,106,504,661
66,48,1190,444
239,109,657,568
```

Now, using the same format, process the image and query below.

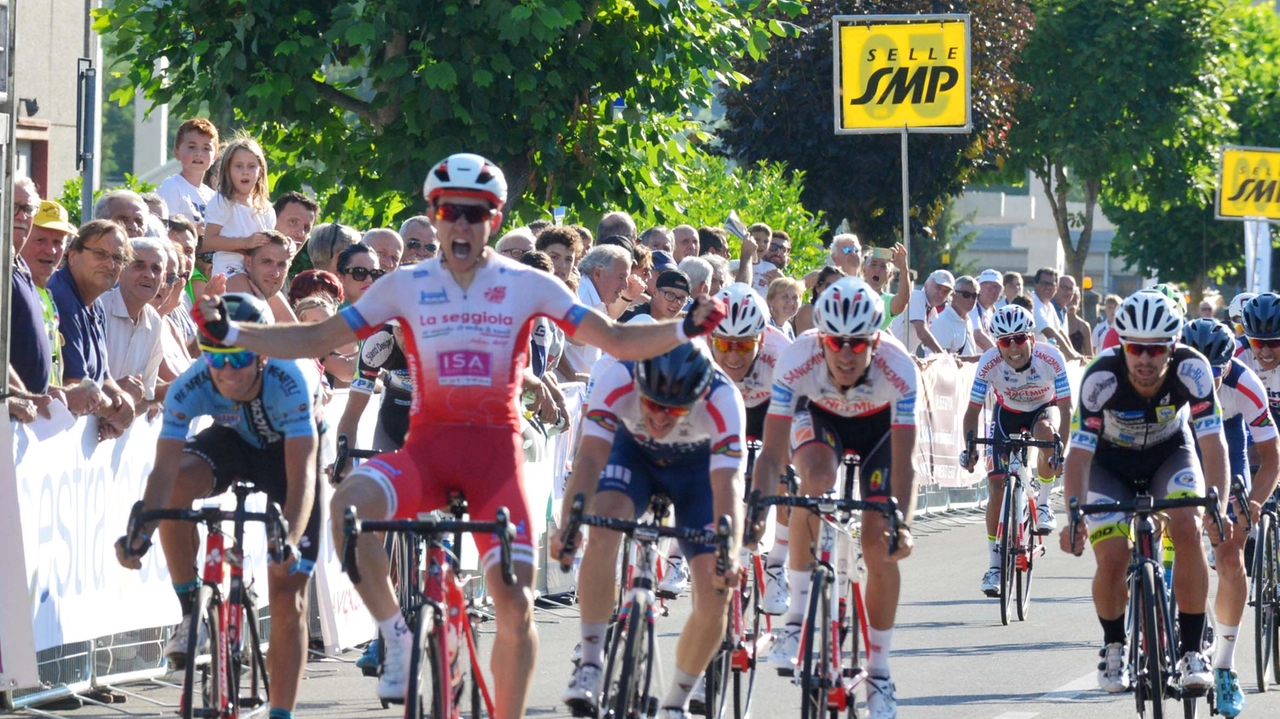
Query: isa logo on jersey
439,351,492,385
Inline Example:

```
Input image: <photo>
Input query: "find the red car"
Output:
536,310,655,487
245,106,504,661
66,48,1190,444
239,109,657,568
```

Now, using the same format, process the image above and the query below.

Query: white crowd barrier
0,357,1083,693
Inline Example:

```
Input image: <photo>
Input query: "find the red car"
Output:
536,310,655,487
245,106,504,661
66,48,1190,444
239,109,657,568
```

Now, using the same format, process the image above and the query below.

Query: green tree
1004,0,1232,283
630,154,829,277
716,0,1033,256
98,0,802,228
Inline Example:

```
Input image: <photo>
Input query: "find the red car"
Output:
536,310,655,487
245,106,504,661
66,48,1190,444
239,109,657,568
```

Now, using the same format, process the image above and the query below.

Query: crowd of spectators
7,120,1212,428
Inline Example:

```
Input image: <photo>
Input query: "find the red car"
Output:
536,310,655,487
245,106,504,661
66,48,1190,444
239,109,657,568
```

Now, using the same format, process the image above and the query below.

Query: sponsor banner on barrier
0,418,40,689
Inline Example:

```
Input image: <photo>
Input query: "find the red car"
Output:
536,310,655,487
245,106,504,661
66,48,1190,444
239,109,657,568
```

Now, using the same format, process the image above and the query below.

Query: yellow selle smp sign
833,14,971,134
1218,145,1280,221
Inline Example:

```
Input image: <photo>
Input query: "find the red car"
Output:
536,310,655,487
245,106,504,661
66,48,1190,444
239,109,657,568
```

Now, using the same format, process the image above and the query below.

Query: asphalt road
40,501,1280,719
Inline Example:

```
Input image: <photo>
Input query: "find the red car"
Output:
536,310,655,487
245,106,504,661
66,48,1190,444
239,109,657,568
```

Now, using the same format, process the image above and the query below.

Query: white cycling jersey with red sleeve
735,325,792,409
581,360,746,473
339,254,591,432
766,330,921,427
968,343,1071,413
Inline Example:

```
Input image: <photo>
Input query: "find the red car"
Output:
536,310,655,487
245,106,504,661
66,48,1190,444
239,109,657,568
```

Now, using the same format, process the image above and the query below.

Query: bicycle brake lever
495,507,518,586
342,506,362,584
558,493,586,573
742,489,763,547
715,516,732,578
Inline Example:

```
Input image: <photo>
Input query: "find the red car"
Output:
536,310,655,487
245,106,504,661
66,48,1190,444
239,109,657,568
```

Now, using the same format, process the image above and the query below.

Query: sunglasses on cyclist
996,333,1031,348
205,350,257,370
1122,341,1175,358
435,203,495,224
639,395,694,418
341,266,386,282
1249,337,1280,350
711,336,759,355
821,335,872,354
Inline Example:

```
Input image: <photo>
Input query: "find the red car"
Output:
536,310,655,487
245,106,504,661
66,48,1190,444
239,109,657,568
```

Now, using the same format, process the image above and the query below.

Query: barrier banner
0,418,39,690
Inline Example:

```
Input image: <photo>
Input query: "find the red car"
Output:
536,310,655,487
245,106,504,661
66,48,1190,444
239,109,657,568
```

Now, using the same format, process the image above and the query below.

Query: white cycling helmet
1229,292,1257,322
423,153,508,208
989,305,1035,338
714,283,768,338
1115,289,1183,342
814,277,883,337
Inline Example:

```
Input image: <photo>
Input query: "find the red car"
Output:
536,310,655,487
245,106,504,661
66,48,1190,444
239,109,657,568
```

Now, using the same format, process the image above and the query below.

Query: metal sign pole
0,0,18,394
900,123,910,340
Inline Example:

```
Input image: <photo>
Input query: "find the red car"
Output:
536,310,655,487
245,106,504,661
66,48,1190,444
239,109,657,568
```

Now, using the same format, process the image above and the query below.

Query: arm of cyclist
1054,396,1072,473
335,392,371,478
572,296,725,360
115,437,186,569
1060,445,1092,555
747,414,791,548
1198,431,1232,545
887,425,918,560
710,466,744,589
960,401,982,471
1251,435,1280,524
193,293,358,359
280,433,318,568
551,434,612,563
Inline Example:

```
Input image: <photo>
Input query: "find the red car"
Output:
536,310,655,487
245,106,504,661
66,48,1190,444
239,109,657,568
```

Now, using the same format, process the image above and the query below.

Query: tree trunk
1037,162,1097,284
1189,274,1205,307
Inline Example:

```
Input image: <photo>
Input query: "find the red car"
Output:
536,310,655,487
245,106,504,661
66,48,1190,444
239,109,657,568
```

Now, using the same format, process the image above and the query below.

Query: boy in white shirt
156,119,219,227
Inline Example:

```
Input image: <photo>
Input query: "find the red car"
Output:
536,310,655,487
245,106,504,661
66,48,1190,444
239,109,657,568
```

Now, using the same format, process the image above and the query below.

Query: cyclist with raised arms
555,343,744,719
1060,290,1230,695
960,304,1071,596
1181,317,1280,717
189,153,726,718
709,281,794,614
751,276,918,719
114,293,323,719
1236,292,1280,426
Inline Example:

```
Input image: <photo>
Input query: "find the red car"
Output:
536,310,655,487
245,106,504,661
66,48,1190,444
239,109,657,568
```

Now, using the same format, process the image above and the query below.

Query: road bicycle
1070,486,1224,719
1250,484,1280,692
123,481,286,719
342,495,517,719
745,450,903,719
966,430,1061,625
558,492,732,719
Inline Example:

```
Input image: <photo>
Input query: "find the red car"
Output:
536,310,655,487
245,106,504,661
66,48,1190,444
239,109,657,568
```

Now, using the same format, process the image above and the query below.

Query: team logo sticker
869,469,884,492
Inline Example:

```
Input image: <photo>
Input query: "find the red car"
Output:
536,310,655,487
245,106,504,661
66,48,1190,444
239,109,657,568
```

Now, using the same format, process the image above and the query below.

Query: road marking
990,713,1038,719
1038,671,1097,701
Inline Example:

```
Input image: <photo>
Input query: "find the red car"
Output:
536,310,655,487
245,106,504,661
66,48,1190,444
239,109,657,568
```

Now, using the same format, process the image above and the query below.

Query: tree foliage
1005,0,1232,282
716,0,1032,260
98,0,803,227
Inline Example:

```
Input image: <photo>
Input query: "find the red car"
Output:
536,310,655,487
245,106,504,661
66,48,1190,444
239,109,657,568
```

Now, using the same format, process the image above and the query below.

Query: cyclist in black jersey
1061,290,1230,695
336,320,411,474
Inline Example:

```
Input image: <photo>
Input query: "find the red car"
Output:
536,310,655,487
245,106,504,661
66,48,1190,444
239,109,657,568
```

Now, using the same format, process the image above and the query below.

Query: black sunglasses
407,240,439,253
955,290,978,300
341,266,386,282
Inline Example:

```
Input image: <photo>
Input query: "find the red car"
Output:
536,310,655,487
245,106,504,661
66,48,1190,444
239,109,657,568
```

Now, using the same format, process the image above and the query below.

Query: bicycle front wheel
1139,562,1167,719
405,607,445,719
998,481,1018,626
799,568,831,719
1256,512,1278,691
612,597,656,719
181,586,223,719
1016,495,1038,622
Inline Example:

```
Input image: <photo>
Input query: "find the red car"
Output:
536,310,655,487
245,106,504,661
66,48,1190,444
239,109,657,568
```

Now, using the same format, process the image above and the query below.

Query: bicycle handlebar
742,490,904,555
333,436,382,483
1067,487,1223,556
341,506,518,587
123,499,289,564
556,492,733,572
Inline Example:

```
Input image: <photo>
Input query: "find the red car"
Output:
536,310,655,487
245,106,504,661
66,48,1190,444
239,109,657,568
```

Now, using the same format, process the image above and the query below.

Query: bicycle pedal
237,697,265,709
656,589,679,601
565,699,599,718
360,665,379,677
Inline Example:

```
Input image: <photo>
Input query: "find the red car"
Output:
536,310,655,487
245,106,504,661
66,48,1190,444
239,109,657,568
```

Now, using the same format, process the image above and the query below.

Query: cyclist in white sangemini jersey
750,276,918,719
960,304,1071,596
190,153,727,719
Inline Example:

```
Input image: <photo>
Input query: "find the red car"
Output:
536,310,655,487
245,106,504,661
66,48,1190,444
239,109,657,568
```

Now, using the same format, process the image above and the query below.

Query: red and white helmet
814,277,883,337
423,153,507,208
715,283,769,338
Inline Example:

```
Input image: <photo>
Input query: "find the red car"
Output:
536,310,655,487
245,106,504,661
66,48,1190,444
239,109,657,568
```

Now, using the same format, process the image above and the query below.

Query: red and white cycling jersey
731,325,791,409
968,344,1071,413
582,360,746,473
766,330,921,427
1236,346,1280,424
340,254,590,432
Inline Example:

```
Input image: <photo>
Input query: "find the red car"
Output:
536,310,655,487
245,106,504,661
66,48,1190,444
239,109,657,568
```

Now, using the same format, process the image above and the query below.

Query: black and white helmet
1115,289,1183,342
714,283,768,338
989,305,1034,338
814,277,883,337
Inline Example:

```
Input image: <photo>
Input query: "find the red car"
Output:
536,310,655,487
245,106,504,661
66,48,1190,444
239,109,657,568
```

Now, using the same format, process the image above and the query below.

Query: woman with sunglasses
960,305,1072,596
1182,318,1280,716
115,293,323,719
1238,292,1280,427
792,266,844,335
335,242,385,306
750,276,918,719
555,342,745,719
710,282,795,615
1060,290,1230,696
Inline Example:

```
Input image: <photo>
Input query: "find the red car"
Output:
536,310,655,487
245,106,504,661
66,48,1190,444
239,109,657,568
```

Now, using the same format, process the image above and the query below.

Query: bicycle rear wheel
181,586,223,719
1016,495,1037,622
998,481,1017,626
405,607,445,719
1256,513,1278,691
699,641,732,718
238,598,269,710
799,568,831,719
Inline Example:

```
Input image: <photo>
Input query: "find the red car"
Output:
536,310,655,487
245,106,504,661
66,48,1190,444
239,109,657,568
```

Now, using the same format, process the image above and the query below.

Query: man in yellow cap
23,201,78,387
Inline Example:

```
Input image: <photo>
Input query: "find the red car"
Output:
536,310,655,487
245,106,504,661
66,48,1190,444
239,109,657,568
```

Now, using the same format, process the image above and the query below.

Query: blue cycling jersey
161,358,324,448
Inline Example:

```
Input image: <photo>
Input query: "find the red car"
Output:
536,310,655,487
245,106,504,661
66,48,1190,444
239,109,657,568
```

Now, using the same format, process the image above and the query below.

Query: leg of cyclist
264,565,309,715
485,560,540,719
563,489,636,713
1159,448,1214,691
1212,518,1248,715
663,551,731,716
158,452,216,662
1091,531,1133,693
1031,410,1062,531
769,439,837,669
982,473,1006,596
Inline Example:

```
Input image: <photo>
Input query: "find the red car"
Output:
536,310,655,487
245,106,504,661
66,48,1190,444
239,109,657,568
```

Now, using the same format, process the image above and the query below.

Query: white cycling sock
988,535,1000,569
1037,476,1055,506
662,668,700,710
1213,623,1239,670
580,622,608,668
378,615,409,645
767,523,790,568
867,627,893,677
784,569,811,625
